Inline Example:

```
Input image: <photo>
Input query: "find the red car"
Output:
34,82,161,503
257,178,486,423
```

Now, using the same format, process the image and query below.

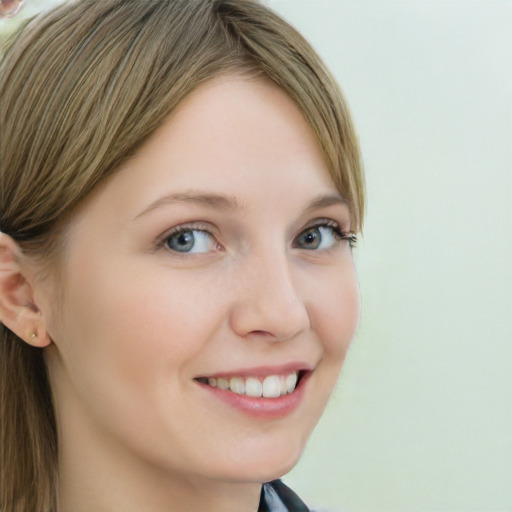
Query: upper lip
196,362,314,379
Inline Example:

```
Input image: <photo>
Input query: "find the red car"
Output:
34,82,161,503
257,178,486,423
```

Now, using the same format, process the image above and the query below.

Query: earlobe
0,232,52,347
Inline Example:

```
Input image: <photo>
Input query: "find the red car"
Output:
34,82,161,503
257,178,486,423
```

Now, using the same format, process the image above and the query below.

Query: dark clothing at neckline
259,480,311,512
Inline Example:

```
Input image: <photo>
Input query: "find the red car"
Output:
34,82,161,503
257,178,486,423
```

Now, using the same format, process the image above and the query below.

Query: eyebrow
134,192,243,219
134,190,347,220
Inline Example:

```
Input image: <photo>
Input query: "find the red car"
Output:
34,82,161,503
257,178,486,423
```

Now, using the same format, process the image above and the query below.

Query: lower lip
196,372,311,420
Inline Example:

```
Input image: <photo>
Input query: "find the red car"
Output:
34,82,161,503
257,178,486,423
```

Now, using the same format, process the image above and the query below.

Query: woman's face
43,76,360,485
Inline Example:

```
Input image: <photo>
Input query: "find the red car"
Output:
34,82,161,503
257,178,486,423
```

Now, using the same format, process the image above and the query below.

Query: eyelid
151,217,356,254
300,217,349,237
153,221,219,252
295,218,357,248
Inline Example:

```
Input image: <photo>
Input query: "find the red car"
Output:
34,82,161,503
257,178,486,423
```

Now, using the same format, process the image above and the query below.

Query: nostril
245,329,300,343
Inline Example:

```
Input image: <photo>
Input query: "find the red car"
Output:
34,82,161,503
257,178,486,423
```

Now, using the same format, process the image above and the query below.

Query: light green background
2,1,511,511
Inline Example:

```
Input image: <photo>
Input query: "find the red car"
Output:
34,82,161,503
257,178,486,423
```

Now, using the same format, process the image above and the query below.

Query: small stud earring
31,332,38,340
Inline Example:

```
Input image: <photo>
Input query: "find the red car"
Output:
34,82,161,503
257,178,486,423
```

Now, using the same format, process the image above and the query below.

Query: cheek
310,262,360,358
48,257,231,464
53,256,223,413
67,270,208,366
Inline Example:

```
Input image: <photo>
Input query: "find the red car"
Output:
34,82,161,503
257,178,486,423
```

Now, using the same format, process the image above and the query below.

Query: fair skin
0,76,360,512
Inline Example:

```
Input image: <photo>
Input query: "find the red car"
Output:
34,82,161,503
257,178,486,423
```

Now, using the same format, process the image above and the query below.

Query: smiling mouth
195,370,308,399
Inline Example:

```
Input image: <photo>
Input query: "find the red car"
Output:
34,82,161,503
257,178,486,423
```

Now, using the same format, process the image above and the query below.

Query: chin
254,455,301,483
216,435,306,484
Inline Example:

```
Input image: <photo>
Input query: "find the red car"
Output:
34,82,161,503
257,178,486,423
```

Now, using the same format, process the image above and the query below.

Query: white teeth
262,375,281,398
245,377,263,397
217,378,229,390
229,377,245,395
285,372,298,393
280,375,288,395
204,371,300,398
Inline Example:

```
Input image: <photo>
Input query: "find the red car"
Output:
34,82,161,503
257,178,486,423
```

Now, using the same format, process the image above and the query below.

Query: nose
228,251,311,342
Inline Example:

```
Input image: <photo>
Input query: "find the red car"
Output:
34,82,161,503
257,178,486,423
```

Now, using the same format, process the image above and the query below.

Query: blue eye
295,225,356,250
165,229,216,253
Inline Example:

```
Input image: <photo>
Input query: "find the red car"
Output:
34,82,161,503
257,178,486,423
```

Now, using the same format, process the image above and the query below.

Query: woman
0,1,365,511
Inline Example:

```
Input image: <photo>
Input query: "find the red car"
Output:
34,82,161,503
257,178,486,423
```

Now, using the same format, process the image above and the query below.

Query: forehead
71,76,340,230
130,77,333,190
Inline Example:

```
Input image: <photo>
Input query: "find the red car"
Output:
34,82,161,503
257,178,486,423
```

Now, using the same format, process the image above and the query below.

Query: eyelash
155,222,218,251
155,220,357,253
306,220,358,249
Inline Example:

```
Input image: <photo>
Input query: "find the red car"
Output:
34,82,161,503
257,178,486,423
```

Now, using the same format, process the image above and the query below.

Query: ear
0,232,52,347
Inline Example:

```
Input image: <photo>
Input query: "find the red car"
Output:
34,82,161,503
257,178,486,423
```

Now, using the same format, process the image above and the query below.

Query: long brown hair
0,1,365,510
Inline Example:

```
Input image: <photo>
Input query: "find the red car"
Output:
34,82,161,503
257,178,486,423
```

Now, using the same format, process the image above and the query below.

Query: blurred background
2,1,511,511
